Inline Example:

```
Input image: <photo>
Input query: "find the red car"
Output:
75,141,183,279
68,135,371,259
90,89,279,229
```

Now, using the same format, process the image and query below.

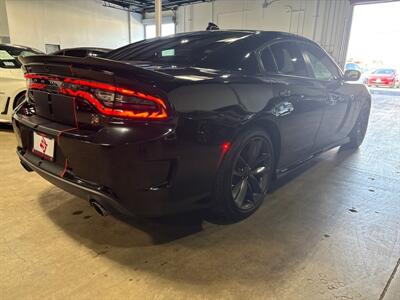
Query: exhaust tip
20,161,33,172
90,200,108,216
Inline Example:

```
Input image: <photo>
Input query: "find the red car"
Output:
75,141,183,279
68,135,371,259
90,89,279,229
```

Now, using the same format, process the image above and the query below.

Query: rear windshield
373,69,395,75
106,32,251,66
0,50,21,69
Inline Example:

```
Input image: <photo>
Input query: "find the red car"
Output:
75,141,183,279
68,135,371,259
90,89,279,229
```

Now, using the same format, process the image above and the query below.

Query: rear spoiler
19,55,173,82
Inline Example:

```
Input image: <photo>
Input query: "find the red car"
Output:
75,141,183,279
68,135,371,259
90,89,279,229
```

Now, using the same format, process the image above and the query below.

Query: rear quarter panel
167,80,279,200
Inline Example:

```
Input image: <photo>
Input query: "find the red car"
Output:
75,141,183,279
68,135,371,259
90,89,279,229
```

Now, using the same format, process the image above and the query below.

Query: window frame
256,39,311,79
297,41,343,82
255,38,343,81
257,45,278,74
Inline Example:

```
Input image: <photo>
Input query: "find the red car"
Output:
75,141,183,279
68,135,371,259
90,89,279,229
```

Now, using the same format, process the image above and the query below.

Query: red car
367,68,399,88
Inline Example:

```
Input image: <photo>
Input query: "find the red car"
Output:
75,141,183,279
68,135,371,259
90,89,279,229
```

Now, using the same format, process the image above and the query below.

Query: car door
299,42,359,149
259,41,325,169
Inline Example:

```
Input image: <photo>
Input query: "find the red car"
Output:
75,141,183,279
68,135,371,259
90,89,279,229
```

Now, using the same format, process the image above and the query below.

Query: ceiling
350,0,399,4
103,0,208,13
104,0,400,13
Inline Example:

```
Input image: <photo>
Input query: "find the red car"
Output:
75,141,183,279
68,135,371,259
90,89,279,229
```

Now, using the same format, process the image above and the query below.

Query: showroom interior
0,0,399,299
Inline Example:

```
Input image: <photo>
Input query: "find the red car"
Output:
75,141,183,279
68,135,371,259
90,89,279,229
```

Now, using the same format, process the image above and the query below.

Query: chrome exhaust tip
90,200,108,216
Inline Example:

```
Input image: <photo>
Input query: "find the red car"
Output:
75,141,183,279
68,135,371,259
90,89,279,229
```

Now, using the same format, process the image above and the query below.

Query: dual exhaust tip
90,200,108,216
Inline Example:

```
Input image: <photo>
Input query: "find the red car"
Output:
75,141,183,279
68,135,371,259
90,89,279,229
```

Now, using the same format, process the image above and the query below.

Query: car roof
121,30,319,52
61,47,111,52
143,30,320,50
374,68,396,71
171,29,312,40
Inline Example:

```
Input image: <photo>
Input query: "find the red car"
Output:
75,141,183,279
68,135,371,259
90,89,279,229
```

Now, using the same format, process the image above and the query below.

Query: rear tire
209,129,274,223
342,102,370,150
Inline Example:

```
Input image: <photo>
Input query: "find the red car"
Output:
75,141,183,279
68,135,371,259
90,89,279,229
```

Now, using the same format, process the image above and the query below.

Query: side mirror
343,70,361,81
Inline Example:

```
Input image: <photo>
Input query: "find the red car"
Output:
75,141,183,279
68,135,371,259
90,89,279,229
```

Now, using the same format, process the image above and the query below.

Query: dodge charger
13,31,370,222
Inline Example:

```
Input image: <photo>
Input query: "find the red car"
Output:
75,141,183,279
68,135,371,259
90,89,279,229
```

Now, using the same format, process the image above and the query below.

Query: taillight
24,74,169,120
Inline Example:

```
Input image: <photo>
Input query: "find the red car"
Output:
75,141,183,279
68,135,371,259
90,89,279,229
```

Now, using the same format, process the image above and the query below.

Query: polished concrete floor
1,89,399,300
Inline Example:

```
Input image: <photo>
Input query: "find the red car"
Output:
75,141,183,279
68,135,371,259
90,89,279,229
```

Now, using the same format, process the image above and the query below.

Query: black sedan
13,31,370,222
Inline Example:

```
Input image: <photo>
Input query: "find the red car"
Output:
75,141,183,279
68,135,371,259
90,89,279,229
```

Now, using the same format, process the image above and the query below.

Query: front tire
210,129,274,223
342,102,370,149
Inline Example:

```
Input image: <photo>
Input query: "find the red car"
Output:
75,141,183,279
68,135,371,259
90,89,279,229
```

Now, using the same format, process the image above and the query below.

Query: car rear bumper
13,113,215,216
18,150,132,215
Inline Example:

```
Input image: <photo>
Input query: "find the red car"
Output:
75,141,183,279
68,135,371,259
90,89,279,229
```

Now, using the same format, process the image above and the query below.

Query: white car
0,44,42,123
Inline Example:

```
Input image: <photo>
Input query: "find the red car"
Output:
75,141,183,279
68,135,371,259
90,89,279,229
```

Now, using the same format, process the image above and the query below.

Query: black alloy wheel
231,137,271,211
343,102,370,149
211,129,274,223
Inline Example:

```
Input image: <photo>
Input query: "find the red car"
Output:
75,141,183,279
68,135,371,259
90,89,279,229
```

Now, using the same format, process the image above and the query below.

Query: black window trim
255,38,344,81
256,44,277,75
297,40,343,82
256,38,314,79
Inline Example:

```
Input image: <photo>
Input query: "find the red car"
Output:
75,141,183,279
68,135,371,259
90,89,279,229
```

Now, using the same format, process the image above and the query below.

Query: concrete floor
1,89,399,300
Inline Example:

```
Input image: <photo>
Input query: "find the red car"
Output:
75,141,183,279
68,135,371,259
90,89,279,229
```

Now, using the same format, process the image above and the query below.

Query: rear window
0,50,21,69
373,69,395,75
106,32,251,66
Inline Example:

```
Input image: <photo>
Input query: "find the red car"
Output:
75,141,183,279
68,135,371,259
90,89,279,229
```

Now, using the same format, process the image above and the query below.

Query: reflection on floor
1,91,399,299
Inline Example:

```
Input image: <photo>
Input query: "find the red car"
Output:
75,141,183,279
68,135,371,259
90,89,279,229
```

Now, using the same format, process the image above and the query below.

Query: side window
270,42,308,77
260,47,277,73
300,44,340,81
65,49,87,57
240,52,261,73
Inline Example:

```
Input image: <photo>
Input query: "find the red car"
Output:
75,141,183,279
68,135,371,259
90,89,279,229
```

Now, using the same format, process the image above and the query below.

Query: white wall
5,0,144,52
0,0,10,42
176,0,353,68
3,0,353,66
130,12,145,43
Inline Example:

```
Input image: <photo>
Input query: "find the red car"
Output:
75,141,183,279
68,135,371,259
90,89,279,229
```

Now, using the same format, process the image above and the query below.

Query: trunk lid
19,55,185,128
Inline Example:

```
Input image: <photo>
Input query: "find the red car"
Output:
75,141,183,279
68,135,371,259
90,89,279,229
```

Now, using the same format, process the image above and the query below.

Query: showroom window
145,23,175,39
45,43,60,54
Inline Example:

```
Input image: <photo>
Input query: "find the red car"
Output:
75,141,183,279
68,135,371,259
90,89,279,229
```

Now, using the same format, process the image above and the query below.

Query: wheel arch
237,118,282,179
13,90,27,110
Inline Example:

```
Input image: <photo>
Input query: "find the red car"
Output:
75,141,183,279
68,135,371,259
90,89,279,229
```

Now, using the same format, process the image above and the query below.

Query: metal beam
103,0,207,13
155,0,162,37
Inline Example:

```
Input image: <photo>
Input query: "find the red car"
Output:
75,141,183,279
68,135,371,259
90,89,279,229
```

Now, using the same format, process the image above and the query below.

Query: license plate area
32,90,77,126
32,131,55,161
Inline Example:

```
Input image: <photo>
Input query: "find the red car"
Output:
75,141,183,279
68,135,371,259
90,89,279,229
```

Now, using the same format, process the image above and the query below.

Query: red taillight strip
24,73,61,81
29,82,47,90
64,78,167,110
61,88,167,119
24,73,168,119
